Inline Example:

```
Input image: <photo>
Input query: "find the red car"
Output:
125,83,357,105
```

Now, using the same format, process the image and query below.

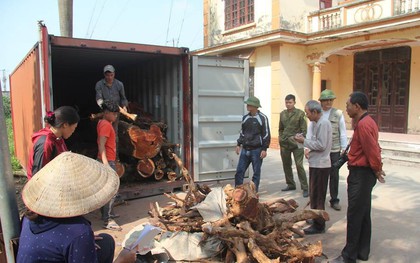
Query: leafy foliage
2,95,11,118
2,95,22,171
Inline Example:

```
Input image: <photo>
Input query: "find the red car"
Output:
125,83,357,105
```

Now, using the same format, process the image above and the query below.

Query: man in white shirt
306,89,347,211
295,100,332,234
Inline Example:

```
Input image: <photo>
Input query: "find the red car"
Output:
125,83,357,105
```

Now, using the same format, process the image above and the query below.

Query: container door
191,56,249,181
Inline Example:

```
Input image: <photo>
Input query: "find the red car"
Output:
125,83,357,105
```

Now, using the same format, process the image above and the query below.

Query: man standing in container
235,96,271,193
279,94,309,197
306,89,347,211
95,65,129,152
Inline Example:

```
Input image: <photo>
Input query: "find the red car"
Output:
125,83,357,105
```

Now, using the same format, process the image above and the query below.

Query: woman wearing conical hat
17,152,136,263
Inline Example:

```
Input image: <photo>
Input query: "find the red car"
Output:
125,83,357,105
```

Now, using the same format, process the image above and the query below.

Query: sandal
104,219,122,231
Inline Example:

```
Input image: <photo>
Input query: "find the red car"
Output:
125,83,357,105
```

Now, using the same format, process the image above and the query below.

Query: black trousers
96,233,115,263
342,166,377,262
329,152,341,205
309,167,329,230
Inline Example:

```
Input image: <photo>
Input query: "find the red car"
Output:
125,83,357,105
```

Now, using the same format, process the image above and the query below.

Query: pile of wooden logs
91,102,182,182
148,164,328,262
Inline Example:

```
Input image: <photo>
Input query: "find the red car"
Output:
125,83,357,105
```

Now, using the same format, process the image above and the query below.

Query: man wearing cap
95,65,129,147
96,65,128,111
306,89,347,211
279,94,309,197
235,96,271,192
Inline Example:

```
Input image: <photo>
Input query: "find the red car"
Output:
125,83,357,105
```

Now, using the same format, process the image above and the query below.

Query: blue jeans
97,160,118,222
235,148,263,192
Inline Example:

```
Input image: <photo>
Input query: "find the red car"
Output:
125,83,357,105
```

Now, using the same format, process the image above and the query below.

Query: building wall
279,0,318,32
408,46,420,134
321,54,354,128
205,0,273,47
253,45,272,133
276,44,312,134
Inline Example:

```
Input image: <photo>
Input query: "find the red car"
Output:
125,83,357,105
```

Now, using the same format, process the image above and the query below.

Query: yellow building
194,0,420,142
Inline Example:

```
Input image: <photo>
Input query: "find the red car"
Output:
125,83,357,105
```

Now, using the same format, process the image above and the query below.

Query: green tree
2,95,11,118
2,95,22,170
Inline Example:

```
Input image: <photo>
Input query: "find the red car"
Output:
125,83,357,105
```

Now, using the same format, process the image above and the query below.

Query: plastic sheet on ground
158,231,223,261
123,187,228,261
192,186,227,222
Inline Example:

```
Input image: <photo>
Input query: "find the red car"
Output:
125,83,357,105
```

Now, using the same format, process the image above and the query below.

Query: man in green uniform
279,94,309,197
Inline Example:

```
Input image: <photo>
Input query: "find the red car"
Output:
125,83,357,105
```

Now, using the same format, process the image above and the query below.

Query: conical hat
22,152,120,218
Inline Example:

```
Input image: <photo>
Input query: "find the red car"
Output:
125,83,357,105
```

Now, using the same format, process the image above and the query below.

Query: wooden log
154,169,164,180
247,238,279,263
171,152,205,207
129,124,163,159
284,241,323,261
115,160,125,177
136,158,155,178
227,183,274,231
165,168,177,181
272,209,330,227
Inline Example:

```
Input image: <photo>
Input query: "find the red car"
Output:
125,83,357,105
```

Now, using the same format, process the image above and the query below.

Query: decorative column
312,62,322,100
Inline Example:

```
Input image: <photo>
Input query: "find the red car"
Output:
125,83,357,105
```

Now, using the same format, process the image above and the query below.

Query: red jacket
348,115,382,173
27,128,68,179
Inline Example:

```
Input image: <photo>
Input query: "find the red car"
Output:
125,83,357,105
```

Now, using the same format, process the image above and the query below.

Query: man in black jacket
235,96,271,192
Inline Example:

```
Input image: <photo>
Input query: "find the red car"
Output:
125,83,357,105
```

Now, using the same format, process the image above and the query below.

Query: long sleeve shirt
306,108,347,151
304,118,332,168
348,114,382,173
95,78,128,108
237,111,271,151
27,128,68,179
279,108,307,150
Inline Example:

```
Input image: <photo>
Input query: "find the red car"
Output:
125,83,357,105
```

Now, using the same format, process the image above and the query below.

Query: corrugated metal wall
10,46,42,169
121,56,183,145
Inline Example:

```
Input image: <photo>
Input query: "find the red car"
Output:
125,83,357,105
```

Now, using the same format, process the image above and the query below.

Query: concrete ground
87,148,420,262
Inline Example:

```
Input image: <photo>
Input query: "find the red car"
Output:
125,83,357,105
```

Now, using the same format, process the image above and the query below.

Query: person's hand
94,235,103,250
376,170,386,183
235,146,241,155
119,106,127,114
294,133,305,143
260,150,267,159
113,247,137,263
304,148,310,159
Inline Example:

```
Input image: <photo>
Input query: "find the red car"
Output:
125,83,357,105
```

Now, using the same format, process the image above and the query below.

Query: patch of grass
6,117,22,171
3,95,22,171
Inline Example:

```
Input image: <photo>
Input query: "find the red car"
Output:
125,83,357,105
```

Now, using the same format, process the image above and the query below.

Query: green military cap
244,96,261,108
319,89,336,100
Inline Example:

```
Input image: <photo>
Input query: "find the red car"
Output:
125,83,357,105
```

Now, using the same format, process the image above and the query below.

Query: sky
0,0,204,91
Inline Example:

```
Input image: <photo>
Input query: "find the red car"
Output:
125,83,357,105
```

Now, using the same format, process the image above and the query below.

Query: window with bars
225,0,254,30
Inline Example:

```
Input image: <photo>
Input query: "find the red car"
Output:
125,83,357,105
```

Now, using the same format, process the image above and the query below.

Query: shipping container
10,24,249,197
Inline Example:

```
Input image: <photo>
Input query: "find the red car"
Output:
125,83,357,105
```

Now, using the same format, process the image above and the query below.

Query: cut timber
154,169,164,180
136,158,155,178
118,121,163,159
115,161,125,177
129,124,163,159
227,183,274,232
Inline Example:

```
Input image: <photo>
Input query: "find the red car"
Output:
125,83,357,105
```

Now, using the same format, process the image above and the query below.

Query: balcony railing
307,0,420,33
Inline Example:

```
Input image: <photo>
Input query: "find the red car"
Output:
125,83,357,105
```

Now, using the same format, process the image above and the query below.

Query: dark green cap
244,96,261,108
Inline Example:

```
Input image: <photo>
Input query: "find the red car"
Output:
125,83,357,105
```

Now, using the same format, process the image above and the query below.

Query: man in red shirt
330,92,385,263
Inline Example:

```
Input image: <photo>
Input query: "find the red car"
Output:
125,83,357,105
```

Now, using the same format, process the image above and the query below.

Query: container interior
48,44,186,164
